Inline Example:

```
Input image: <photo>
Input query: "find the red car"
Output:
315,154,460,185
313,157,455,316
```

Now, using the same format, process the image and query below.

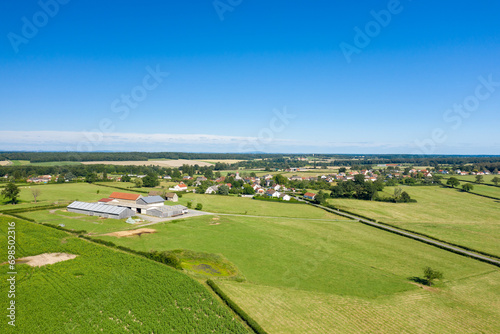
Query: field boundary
300,198,500,267
94,183,150,194
440,183,500,201
206,279,267,334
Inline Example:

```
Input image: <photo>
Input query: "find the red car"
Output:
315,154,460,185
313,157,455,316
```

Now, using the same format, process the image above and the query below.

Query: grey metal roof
67,201,129,215
139,196,165,204
148,205,187,212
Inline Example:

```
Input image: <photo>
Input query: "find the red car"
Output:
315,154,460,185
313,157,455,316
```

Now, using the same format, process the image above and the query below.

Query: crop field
176,193,343,219
328,186,500,257
18,209,140,234
0,183,111,210
0,160,11,166
0,217,249,333
81,159,213,167
94,214,500,333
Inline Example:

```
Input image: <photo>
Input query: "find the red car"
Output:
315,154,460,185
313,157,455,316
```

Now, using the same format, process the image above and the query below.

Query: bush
195,203,203,210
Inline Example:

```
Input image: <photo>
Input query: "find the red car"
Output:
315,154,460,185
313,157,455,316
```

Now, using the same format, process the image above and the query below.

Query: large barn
147,205,188,218
67,201,134,219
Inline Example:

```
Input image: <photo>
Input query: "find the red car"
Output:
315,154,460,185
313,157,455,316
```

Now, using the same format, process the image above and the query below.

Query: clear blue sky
1,0,499,154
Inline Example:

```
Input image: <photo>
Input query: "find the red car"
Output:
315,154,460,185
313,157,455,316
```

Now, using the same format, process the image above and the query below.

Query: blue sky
0,0,499,154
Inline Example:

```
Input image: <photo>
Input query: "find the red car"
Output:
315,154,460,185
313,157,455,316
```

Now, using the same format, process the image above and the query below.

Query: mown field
176,193,343,219
328,186,500,257
451,174,499,184
0,183,111,210
95,214,500,333
0,217,249,333
442,177,500,198
18,209,140,235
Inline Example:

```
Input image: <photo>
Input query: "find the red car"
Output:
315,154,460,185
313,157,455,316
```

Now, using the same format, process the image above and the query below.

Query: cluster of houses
27,175,52,183
67,192,187,220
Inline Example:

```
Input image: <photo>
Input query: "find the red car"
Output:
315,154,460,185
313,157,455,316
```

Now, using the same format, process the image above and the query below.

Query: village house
266,189,281,198
304,192,316,200
165,193,178,202
170,183,188,191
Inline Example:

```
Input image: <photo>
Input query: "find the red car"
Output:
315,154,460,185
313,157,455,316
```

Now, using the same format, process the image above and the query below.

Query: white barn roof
67,201,130,215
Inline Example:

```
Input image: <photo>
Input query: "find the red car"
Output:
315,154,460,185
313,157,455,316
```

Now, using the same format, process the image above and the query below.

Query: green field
94,214,500,333
328,186,500,257
0,183,114,210
451,174,499,185
18,209,142,235
0,217,249,333
442,177,500,198
176,193,343,219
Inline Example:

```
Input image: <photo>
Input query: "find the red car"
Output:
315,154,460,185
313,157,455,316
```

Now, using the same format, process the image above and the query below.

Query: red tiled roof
109,192,141,201
98,198,113,202
304,192,316,197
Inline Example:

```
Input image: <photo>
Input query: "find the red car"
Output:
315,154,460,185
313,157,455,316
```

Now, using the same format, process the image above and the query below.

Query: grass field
176,193,343,219
18,209,142,234
0,183,112,210
328,186,500,257
0,217,249,333
442,176,500,198
94,214,500,333
451,174,499,185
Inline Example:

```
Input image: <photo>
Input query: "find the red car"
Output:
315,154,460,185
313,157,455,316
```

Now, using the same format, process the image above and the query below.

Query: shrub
195,203,203,210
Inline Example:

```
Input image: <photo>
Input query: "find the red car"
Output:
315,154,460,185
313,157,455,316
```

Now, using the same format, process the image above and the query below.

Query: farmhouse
170,183,188,191
67,201,134,219
205,185,219,194
304,192,316,200
147,205,188,218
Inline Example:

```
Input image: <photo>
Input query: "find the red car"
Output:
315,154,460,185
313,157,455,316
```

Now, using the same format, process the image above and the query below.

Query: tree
492,176,500,186
242,184,255,195
217,185,229,196
121,175,131,182
102,171,108,181
186,201,192,208
393,187,402,201
354,174,365,185
142,174,159,187
85,172,97,183
57,175,65,183
400,191,411,203
423,267,443,286
65,172,76,182
273,174,288,186
339,167,347,173
31,188,41,203
195,203,203,210
134,178,143,188
1,182,20,204
475,175,484,183
461,183,473,192
446,177,460,188
314,190,326,204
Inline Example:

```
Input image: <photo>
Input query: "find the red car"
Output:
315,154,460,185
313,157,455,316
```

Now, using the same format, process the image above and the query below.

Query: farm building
136,196,164,206
67,201,134,219
147,205,188,218
165,193,178,202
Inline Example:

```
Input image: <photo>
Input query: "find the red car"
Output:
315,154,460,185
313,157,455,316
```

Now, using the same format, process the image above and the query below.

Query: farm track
301,200,500,268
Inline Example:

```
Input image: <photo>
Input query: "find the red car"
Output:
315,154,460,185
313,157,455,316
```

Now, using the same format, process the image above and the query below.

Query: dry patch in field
16,253,78,267
0,160,11,166
81,159,212,167
106,228,156,237
202,159,243,164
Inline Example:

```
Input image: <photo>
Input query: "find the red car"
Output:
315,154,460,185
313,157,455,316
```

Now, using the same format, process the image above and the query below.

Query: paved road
295,197,500,268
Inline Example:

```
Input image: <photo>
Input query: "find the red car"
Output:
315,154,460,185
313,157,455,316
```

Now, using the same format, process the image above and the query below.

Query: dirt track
106,228,156,237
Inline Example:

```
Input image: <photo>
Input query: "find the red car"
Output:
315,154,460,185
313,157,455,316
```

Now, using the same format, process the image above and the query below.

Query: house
165,193,178,202
183,175,193,180
67,201,134,219
170,183,188,191
304,192,316,200
263,174,273,180
163,175,172,180
256,188,265,194
279,193,291,201
289,175,302,181
147,205,188,218
265,189,281,198
205,185,219,194
235,172,243,180
196,176,207,182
